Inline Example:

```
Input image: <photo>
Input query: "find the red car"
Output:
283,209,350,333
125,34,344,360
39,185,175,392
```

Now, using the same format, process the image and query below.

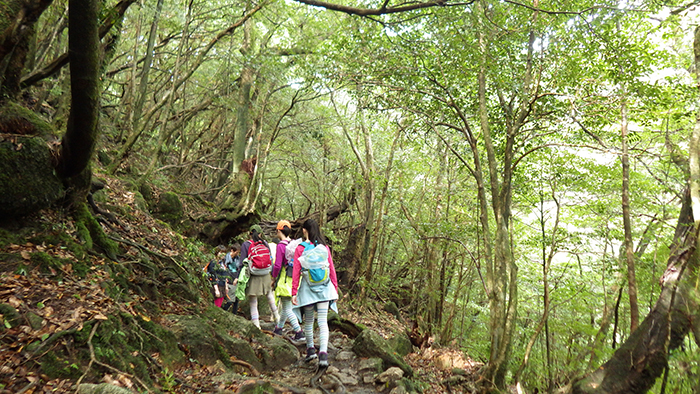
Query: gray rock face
376,366,405,384
77,383,134,394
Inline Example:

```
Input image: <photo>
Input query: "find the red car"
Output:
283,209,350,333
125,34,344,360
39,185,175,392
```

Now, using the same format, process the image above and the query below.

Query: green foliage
15,0,698,390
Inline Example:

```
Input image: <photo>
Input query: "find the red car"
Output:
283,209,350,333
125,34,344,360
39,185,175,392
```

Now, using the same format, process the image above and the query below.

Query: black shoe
291,330,306,345
318,352,328,367
305,347,317,362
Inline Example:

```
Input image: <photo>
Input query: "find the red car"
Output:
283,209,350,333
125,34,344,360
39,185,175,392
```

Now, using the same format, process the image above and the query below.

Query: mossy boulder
353,329,413,377
155,191,183,224
167,307,299,372
383,301,402,321
389,331,414,357
0,303,21,328
0,136,63,219
205,306,298,370
166,313,263,371
0,102,56,138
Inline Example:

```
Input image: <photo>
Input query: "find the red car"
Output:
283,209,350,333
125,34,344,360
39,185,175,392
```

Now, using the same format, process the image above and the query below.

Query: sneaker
291,330,306,345
304,347,317,362
318,352,328,367
273,327,283,335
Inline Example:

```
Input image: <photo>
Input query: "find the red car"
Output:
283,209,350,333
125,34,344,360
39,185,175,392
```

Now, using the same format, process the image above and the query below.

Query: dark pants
223,298,239,314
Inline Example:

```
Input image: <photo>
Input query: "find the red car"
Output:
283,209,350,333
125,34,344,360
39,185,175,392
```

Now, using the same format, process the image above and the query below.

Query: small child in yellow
271,220,305,344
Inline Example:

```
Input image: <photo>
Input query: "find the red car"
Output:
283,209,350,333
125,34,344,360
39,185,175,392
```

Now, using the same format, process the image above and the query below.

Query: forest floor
0,178,485,394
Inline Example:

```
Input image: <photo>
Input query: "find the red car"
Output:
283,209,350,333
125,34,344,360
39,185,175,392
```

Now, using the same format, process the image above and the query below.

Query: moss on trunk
74,202,118,260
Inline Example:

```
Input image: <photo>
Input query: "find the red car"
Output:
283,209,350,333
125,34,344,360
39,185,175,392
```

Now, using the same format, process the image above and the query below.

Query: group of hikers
202,219,339,368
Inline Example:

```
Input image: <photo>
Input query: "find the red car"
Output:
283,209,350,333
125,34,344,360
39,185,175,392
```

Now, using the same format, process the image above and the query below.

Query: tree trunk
571,25,700,393
58,0,100,184
571,189,699,393
620,85,639,333
131,0,164,136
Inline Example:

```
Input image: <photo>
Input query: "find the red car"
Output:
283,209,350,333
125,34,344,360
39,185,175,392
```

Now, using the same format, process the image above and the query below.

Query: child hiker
224,243,241,314
271,220,305,343
292,219,339,368
235,224,280,329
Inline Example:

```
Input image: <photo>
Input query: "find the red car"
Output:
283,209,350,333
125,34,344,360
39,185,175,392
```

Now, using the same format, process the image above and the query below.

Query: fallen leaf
20,251,31,260
8,296,21,308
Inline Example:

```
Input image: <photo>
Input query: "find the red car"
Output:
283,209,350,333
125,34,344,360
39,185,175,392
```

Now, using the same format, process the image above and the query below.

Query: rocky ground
0,262,482,394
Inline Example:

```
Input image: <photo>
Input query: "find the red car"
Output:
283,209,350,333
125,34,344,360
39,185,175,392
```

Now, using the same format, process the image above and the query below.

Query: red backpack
248,240,272,276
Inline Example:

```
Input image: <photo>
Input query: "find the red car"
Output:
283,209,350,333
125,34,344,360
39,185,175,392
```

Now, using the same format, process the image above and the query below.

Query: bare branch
292,0,472,16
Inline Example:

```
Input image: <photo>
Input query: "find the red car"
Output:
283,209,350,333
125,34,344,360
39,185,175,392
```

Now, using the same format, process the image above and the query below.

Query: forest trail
0,180,483,394
0,264,482,393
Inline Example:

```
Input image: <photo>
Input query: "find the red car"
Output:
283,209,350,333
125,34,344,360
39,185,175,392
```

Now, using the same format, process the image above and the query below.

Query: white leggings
249,290,278,325
276,297,301,331
303,301,329,353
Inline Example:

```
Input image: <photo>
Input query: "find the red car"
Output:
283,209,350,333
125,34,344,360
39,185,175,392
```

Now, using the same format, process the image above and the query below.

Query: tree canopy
1,0,700,392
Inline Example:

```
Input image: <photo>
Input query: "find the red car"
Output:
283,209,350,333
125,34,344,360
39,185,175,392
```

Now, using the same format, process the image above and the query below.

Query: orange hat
276,220,291,230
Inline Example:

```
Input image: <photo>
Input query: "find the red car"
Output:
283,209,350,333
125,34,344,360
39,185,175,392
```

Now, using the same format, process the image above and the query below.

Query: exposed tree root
77,321,151,393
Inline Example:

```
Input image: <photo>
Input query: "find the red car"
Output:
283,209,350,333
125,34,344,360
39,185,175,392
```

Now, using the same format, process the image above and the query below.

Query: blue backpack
298,242,330,287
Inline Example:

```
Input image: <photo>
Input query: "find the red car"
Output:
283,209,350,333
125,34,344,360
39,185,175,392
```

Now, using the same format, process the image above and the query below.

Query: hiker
207,247,232,308
225,244,241,273
271,220,305,343
223,243,241,314
292,219,339,368
235,224,280,329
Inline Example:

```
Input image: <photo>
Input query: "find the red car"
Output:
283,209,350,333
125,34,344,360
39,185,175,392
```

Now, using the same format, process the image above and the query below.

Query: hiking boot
318,352,328,368
273,327,283,335
304,347,317,362
291,330,306,345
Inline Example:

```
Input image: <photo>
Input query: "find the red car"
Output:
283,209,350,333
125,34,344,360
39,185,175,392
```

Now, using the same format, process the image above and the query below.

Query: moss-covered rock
0,136,64,219
166,313,263,371
167,307,299,373
133,190,148,212
0,303,21,328
389,331,414,357
163,282,199,303
0,102,56,138
39,351,83,380
155,191,182,224
26,311,44,330
138,183,154,209
353,329,413,377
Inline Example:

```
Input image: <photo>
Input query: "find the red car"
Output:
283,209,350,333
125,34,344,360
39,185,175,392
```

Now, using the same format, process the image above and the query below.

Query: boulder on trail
352,329,413,377
166,306,298,372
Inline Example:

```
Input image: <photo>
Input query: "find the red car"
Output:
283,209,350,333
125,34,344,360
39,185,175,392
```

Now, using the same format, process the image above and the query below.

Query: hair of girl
302,219,326,245
251,229,263,242
280,225,292,237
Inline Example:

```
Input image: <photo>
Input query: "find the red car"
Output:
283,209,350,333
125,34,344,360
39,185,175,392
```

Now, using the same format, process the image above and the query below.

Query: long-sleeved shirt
272,239,289,279
291,242,338,296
